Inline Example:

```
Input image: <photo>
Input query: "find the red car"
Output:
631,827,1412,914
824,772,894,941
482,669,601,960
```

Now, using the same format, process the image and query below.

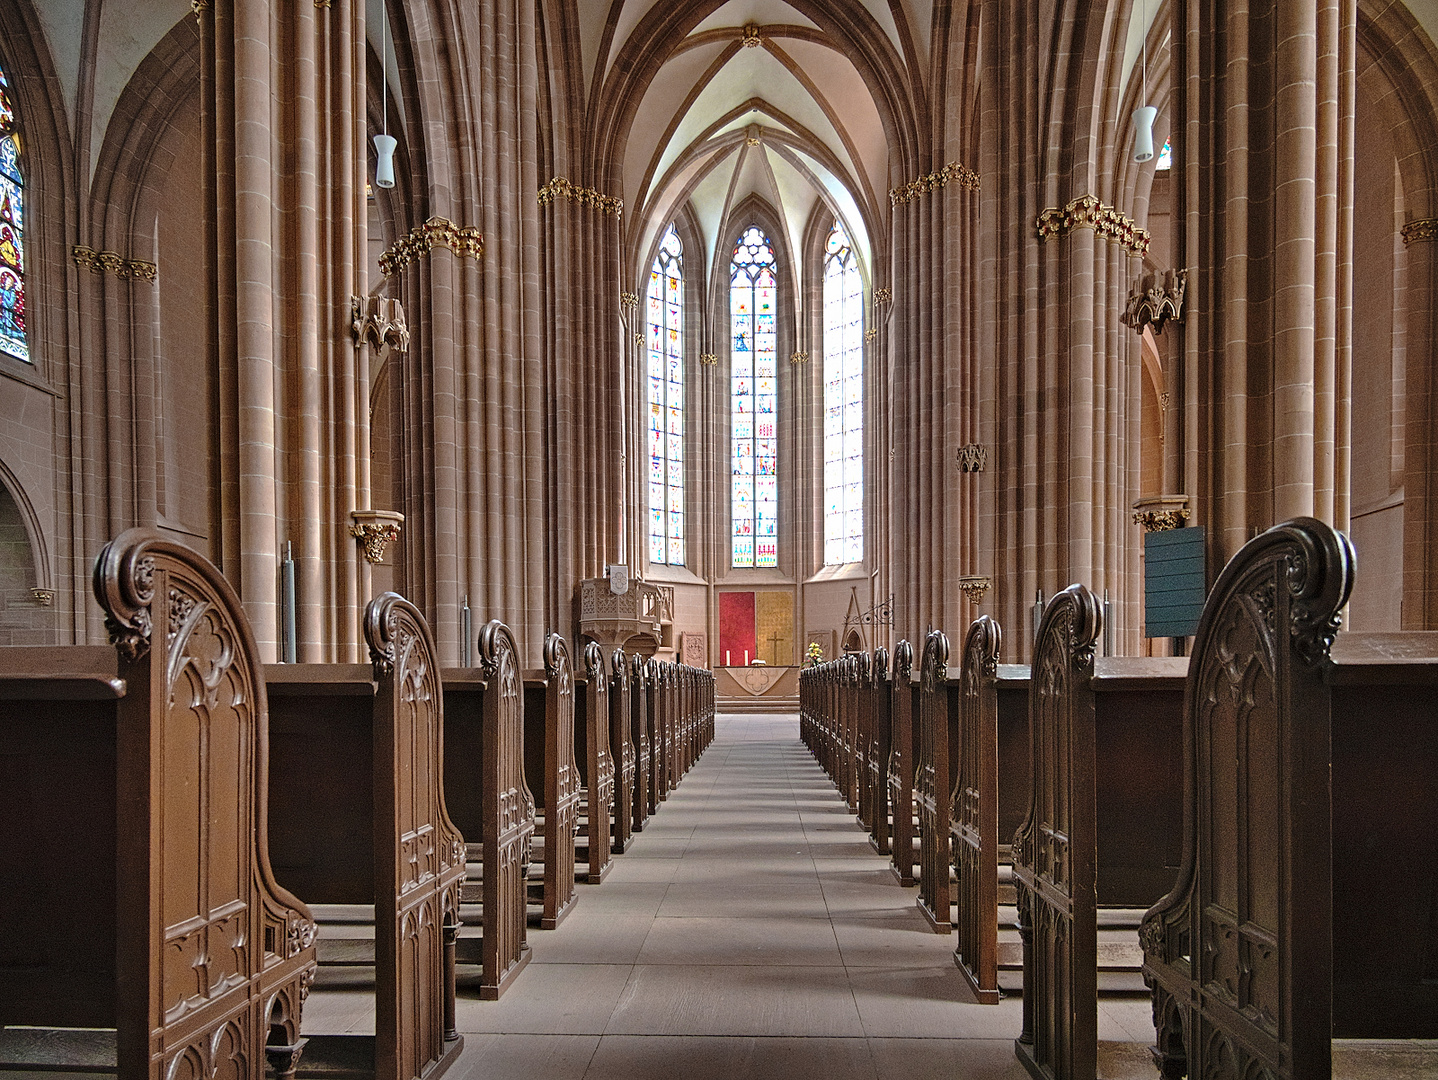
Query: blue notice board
1145,526,1206,638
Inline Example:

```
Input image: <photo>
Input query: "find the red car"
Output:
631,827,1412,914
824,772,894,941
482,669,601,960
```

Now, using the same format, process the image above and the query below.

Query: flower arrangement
805,641,825,667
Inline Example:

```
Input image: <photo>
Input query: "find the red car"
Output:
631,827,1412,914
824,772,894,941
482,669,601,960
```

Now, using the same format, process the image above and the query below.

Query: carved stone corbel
1123,269,1187,335
956,444,987,473
349,509,404,564
1132,495,1191,532
958,576,991,605
352,295,410,355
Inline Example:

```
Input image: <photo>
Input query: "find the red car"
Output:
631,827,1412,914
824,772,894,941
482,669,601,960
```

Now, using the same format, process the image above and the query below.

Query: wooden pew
574,641,615,884
887,639,918,886
1012,585,1187,1080
630,654,652,829
916,630,956,930
645,660,667,809
867,647,892,855
852,652,872,821
441,619,535,1000
1141,518,1438,1080
522,633,579,929
950,615,1002,1004
609,648,637,853
0,529,317,1080
265,592,465,1080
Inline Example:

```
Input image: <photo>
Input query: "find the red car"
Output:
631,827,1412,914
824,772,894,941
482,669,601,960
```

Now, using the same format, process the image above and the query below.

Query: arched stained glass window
0,63,26,363
730,225,778,568
1156,139,1172,171
647,224,685,565
823,220,862,565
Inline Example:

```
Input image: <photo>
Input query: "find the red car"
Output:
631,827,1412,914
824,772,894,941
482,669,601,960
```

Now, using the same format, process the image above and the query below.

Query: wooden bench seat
441,619,535,1000
1142,518,1438,1080
265,592,465,1080
522,634,579,929
573,641,615,885
0,528,317,1080
1012,584,1187,1080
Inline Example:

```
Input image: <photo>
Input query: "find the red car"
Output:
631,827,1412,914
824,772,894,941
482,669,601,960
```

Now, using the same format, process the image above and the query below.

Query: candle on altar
744,649,749,666
726,650,731,666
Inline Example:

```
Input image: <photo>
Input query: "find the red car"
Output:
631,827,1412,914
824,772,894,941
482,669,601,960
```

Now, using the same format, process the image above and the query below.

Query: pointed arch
728,221,780,568
822,217,863,566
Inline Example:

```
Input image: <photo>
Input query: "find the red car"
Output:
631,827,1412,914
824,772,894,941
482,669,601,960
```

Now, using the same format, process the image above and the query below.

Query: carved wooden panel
1012,584,1100,1080
952,616,1001,1004
609,648,635,852
93,528,316,1080
1141,519,1353,1080
540,634,578,929
916,630,953,929
887,640,917,885
867,648,892,855
366,593,466,1079
477,620,533,998
630,655,652,825
577,641,615,883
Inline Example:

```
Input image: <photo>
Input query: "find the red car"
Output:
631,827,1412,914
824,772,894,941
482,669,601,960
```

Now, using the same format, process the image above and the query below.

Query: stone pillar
199,0,370,661
1177,0,1355,568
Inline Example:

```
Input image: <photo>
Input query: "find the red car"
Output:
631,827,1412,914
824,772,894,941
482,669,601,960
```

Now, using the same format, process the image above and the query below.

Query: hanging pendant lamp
1132,0,1157,163
374,0,396,188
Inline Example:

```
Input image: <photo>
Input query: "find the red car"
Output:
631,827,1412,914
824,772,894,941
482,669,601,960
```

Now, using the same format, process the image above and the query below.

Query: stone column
1177,0,1355,568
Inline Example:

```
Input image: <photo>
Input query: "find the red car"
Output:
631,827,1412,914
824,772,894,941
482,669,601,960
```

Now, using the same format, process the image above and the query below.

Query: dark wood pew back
441,619,535,999
266,592,466,1080
1143,519,1438,1080
887,639,918,885
609,648,636,853
867,647,892,855
522,633,579,929
1012,584,1103,1080
574,640,615,884
0,529,318,1078
916,630,955,929
950,616,1002,1003
630,654,652,826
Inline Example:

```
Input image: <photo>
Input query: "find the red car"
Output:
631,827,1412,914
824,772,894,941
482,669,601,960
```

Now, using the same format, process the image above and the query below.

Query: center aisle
446,712,1153,1079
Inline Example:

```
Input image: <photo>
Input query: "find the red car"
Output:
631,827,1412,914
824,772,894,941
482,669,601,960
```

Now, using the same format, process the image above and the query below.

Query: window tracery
0,63,27,363
823,221,862,565
730,225,778,568
647,224,685,565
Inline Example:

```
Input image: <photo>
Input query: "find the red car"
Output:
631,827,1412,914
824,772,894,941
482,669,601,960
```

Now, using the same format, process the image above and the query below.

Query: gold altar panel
755,591,794,666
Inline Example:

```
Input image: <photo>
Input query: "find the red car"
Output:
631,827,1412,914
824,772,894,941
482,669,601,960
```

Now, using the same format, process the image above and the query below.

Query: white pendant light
1132,0,1156,163
374,0,396,188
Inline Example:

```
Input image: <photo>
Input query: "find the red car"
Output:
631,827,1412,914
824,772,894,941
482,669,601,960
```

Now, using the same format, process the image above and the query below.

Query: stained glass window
823,221,863,565
647,225,685,565
0,63,26,363
730,225,778,568
1156,139,1172,171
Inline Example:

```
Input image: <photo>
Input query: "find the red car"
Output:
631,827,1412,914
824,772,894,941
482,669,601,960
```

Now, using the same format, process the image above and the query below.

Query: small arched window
0,62,27,363
730,225,778,568
647,224,685,565
823,220,862,564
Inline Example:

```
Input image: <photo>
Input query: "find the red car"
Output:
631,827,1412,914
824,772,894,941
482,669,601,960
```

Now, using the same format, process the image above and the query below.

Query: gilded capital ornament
30,588,54,607
874,287,892,306
890,162,979,206
620,292,639,312
699,353,718,366
1401,218,1438,246
1036,195,1150,256
537,176,623,217
958,576,991,605
378,217,483,278
789,351,810,365
1132,495,1190,533
72,245,158,282
350,510,404,564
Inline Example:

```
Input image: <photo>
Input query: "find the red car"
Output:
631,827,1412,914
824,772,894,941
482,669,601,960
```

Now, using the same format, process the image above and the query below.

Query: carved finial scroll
93,530,159,662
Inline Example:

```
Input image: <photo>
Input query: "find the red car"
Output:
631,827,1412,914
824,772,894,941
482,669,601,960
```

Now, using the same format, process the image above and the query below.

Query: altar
715,664,800,713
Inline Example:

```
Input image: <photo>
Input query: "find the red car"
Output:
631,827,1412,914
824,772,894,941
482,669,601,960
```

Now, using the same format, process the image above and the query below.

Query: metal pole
281,541,297,664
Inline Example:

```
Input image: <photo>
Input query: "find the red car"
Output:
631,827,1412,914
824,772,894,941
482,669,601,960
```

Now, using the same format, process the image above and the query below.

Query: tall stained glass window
647,225,685,564
730,225,778,568
0,63,26,363
1156,139,1172,171
823,221,862,565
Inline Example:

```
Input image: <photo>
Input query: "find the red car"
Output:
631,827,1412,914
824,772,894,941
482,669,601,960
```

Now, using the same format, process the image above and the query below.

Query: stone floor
300,712,1438,1080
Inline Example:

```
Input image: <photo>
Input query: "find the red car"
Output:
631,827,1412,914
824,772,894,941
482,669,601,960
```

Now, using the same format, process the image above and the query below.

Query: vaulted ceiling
571,0,911,287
